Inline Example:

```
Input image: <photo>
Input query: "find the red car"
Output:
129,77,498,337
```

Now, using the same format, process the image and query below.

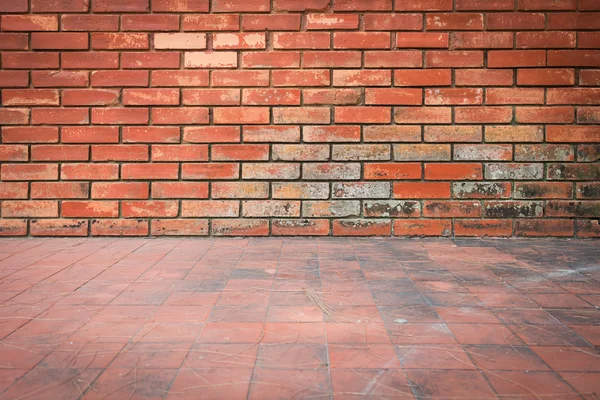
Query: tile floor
0,237,599,399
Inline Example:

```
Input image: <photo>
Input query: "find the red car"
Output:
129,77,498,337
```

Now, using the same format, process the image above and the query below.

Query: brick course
0,0,599,237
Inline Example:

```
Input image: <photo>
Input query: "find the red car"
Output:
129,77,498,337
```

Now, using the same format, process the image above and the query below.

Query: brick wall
0,0,599,237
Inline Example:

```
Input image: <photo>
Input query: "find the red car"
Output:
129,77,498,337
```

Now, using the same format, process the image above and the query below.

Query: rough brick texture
0,0,599,237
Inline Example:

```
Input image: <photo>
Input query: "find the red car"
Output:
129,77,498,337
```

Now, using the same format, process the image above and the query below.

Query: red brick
487,13,545,30
426,51,484,67
272,219,330,236
0,182,28,199
579,32,600,49
303,51,361,68
92,0,149,12
242,14,300,30
336,107,391,124
152,182,208,199
62,52,118,69
455,220,513,237
121,14,179,31
61,163,118,180
488,50,546,67
122,201,178,218
33,71,89,87
0,220,27,236
577,107,600,124
394,219,452,236
0,145,28,161
62,201,119,217
0,108,29,125
1,164,57,181
455,107,513,123
30,220,87,237
365,14,423,31
547,88,600,104
123,89,179,106
184,126,240,143
152,145,208,162
91,219,148,236
364,163,422,180
306,14,360,30
273,108,331,124
334,71,391,87
212,0,270,12
0,71,29,87
0,33,29,50
123,127,180,143
334,33,391,49
485,126,544,142
425,88,482,105
548,50,600,67
182,163,239,180
425,163,483,180
364,126,421,142
303,126,361,143
31,145,89,161
151,219,208,236
31,182,89,199
92,145,149,161
333,220,392,236
91,33,148,50
517,0,576,10
334,0,392,11
273,70,330,87
394,107,452,124
424,126,482,143
61,15,119,31
92,182,149,199
31,33,88,50
212,219,269,236
516,220,574,237
122,52,180,69
2,200,58,218
516,32,575,48
243,126,300,142
0,0,27,12
152,108,209,125
214,107,269,124
515,107,574,123
455,69,513,86
183,14,240,31
212,144,269,161
366,88,422,105
2,52,59,69
273,0,329,11
242,52,300,69
212,182,269,199
92,70,149,87
450,32,513,48
182,89,240,105
395,69,452,86
181,200,239,217
517,69,575,86
423,201,482,218
394,182,451,199
273,33,330,49
2,89,59,106
212,71,268,87
62,89,120,106
486,88,545,105
547,126,600,143
456,0,515,10
1,15,59,31
427,13,484,30
121,164,179,180
32,108,90,125
303,89,361,105
92,108,149,125
152,0,209,12
395,0,453,11
213,33,265,49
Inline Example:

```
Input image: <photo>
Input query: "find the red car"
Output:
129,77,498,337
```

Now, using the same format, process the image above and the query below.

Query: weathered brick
303,163,361,180
303,201,360,218
423,201,481,218
212,219,269,236
363,201,420,218
485,163,544,180
271,219,329,236
242,200,300,217
333,220,392,236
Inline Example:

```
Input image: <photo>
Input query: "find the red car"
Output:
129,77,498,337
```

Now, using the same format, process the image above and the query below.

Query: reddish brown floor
0,238,599,399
